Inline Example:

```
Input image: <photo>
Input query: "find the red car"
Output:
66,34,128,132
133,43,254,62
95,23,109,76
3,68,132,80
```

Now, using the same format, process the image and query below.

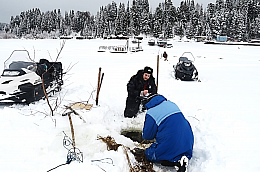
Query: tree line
2,0,260,41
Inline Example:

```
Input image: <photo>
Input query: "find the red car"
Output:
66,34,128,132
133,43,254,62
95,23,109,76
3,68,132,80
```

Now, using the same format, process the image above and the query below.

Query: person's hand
143,90,148,95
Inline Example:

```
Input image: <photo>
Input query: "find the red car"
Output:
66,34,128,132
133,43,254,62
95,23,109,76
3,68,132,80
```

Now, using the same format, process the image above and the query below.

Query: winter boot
175,156,188,172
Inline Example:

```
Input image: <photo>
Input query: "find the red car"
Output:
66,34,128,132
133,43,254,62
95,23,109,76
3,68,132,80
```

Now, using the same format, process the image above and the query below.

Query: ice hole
121,130,153,144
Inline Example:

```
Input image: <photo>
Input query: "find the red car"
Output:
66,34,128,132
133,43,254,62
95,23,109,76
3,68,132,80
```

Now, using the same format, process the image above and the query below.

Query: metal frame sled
0,50,63,104
173,52,199,81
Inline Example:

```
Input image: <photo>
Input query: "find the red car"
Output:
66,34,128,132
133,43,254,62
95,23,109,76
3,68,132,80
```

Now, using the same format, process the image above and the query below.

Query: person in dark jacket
142,94,194,172
124,66,157,118
163,51,168,61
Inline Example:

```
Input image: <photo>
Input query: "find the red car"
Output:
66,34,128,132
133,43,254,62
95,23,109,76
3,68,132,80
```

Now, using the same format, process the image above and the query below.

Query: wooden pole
156,55,159,91
96,73,104,105
99,73,104,92
96,67,102,106
68,114,76,152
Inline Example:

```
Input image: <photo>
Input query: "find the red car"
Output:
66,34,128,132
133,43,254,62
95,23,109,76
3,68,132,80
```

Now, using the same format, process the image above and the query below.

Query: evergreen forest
1,0,260,41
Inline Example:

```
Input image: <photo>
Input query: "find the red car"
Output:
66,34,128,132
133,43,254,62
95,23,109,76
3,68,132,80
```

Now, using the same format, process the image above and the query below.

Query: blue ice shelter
216,36,227,42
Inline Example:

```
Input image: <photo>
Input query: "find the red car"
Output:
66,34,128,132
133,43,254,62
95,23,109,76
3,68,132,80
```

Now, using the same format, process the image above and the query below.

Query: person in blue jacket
142,94,194,172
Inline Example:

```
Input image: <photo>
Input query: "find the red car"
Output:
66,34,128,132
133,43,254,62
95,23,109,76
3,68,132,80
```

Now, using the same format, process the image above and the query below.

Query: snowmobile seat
36,64,47,76
39,59,50,66
50,62,62,73
49,62,62,80
39,59,51,70
179,57,189,63
36,59,51,82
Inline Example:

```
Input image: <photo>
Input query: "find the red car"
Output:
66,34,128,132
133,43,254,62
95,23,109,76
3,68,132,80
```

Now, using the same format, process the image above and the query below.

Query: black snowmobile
0,50,63,103
173,52,199,81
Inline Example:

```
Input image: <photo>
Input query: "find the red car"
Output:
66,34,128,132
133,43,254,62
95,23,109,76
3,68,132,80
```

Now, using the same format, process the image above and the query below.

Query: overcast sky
0,0,214,23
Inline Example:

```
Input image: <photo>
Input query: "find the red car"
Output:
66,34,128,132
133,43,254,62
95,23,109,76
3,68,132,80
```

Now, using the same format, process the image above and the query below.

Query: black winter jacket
127,70,157,100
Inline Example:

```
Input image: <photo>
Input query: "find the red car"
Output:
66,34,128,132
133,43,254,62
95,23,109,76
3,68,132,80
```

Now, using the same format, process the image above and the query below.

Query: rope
46,131,83,172
91,158,115,166
47,163,68,172
63,131,83,164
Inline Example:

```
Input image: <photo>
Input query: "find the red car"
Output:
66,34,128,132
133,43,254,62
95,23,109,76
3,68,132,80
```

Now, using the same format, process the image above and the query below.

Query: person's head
142,94,167,110
143,66,153,81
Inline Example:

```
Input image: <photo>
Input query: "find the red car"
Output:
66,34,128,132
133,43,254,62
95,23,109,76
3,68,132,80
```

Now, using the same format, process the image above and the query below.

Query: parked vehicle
0,50,63,103
148,39,155,46
173,52,199,81
164,43,173,48
157,39,167,47
110,45,128,53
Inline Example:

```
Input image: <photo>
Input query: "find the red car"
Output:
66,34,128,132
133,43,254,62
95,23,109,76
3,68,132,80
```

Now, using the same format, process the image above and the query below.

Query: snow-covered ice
0,37,260,172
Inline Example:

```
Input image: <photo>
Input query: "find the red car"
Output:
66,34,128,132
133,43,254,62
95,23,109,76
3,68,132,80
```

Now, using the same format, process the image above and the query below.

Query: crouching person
124,66,157,118
142,94,194,172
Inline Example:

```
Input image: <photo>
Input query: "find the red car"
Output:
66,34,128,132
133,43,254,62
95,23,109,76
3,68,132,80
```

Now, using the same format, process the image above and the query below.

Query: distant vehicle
248,39,260,43
129,46,143,52
132,39,141,44
76,36,85,40
164,43,173,48
157,39,167,47
60,36,73,39
0,50,63,103
97,46,107,52
148,39,155,46
110,45,128,53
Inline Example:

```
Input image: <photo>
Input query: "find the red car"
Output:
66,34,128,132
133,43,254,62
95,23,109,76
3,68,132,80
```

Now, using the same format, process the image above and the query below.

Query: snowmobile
173,52,199,81
0,50,63,104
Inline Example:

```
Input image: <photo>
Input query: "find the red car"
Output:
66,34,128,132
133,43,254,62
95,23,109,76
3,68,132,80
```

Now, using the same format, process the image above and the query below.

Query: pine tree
153,4,163,37
125,1,131,36
247,0,258,38
115,3,125,36
140,10,150,36
130,0,140,36
106,2,117,36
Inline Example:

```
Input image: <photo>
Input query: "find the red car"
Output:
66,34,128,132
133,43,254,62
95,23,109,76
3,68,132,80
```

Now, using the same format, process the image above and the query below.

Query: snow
0,37,260,172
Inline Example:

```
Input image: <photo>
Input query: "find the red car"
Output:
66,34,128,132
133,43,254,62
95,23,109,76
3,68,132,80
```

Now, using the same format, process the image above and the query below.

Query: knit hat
143,66,153,75
140,93,158,108
142,94,167,110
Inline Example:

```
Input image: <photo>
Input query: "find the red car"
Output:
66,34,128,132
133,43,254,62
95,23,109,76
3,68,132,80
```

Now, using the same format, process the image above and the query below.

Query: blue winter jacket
142,95,194,162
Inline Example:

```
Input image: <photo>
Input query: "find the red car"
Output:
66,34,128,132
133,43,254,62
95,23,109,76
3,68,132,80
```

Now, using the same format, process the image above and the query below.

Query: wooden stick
99,73,104,92
96,67,102,105
156,55,159,91
67,106,86,123
41,78,53,116
41,40,66,116
68,113,76,152
96,73,104,105
123,146,134,172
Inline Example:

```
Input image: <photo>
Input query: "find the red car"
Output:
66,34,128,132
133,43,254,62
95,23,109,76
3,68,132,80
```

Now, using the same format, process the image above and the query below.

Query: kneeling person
142,94,194,172
124,66,157,118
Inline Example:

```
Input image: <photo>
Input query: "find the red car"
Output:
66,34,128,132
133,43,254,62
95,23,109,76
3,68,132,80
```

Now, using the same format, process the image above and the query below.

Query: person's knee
124,109,137,118
145,145,157,162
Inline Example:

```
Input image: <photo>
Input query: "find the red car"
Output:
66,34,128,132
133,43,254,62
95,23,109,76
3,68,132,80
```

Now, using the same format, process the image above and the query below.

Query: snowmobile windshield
8,61,36,71
4,50,36,71
179,52,195,62
179,57,189,62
